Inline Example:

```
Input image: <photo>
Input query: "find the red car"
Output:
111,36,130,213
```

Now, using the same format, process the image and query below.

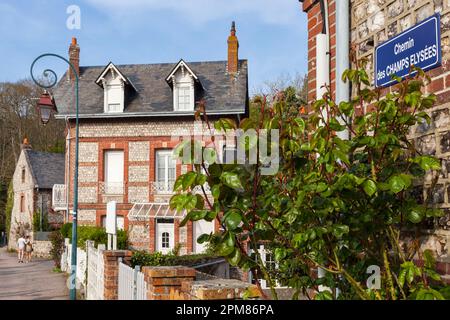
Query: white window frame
172,73,195,112
248,244,287,289
155,150,176,192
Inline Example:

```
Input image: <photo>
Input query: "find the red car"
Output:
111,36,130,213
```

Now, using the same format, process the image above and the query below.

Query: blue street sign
375,14,441,88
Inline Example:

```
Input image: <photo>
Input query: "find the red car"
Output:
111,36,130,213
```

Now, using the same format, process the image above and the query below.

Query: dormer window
95,62,136,114
166,60,201,112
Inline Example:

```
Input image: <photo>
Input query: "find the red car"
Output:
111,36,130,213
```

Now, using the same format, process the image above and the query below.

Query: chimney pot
227,21,239,74
68,37,80,82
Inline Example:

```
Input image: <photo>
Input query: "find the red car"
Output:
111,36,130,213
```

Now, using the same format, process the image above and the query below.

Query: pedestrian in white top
17,236,26,263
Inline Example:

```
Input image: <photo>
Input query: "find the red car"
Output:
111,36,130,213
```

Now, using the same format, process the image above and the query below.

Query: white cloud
83,0,301,26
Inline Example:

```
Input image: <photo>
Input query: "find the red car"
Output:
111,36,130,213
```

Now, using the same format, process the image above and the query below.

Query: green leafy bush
130,250,218,268
49,230,64,268
172,62,450,300
60,223,128,250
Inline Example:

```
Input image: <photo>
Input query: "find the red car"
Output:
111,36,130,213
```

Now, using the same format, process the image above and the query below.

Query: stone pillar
181,279,261,300
103,250,132,300
142,266,196,300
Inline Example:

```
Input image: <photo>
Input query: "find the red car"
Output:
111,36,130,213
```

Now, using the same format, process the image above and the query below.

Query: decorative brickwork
78,120,209,138
128,166,149,182
78,166,98,183
78,209,97,225
129,141,150,162
79,142,98,162
78,186,98,204
128,186,149,203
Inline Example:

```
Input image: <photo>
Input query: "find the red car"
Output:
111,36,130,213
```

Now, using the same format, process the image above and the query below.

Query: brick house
8,139,65,252
53,23,248,255
300,0,450,267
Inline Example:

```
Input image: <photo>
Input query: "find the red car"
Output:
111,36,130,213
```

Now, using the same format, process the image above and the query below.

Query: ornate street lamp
30,54,80,300
36,90,56,125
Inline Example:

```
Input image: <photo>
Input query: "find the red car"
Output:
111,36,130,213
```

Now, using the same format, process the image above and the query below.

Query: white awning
128,203,186,221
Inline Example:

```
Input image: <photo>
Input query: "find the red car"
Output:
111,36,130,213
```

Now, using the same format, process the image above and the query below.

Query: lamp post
30,54,80,300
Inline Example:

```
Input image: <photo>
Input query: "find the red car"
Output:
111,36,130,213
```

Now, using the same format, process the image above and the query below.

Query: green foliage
32,209,50,232
49,230,64,268
172,63,449,300
130,250,218,268
60,223,128,250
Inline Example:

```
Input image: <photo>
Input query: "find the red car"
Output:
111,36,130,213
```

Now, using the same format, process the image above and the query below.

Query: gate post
103,250,132,300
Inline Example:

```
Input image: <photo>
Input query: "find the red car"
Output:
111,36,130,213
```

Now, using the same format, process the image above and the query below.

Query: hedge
60,223,127,250
130,250,219,268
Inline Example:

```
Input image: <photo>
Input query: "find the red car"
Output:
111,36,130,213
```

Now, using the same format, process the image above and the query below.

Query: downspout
65,116,71,223
316,0,330,103
316,0,331,294
336,0,351,141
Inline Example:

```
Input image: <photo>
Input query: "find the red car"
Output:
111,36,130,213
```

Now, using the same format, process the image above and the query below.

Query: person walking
25,236,33,263
17,235,26,263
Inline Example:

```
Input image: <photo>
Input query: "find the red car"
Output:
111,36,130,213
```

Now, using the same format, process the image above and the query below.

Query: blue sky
0,0,307,94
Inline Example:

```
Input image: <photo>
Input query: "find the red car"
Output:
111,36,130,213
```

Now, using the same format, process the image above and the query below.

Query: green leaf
388,175,406,194
211,185,221,200
413,156,441,171
190,210,208,221
197,233,210,244
332,225,349,239
182,171,197,190
195,173,207,186
362,179,377,196
408,206,425,223
228,248,241,266
217,233,235,256
224,210,242,230
220,172,243,190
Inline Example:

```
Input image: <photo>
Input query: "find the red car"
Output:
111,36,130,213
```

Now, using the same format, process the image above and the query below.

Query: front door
156,221,174,254
104,150,124,194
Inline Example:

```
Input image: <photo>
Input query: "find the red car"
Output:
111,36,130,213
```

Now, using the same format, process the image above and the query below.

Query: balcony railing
149,181,211,195
150,181,175,194
99,181,125,195
52,184,67,211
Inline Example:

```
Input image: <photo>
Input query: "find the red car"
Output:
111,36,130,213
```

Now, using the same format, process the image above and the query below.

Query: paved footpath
0,247,68,300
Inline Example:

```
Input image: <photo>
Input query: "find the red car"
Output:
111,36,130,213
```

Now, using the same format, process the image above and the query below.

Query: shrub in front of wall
130,250,218,268
60,223,128,250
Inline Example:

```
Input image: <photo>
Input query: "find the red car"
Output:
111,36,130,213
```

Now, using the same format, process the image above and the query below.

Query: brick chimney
68,37,80,81
227,21,239,74
21,137,32,150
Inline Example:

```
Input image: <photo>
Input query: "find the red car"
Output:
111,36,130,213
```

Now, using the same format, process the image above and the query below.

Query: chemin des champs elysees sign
375,14,441,88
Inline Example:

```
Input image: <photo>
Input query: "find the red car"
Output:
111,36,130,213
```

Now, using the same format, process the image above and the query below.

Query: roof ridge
79,59,248,69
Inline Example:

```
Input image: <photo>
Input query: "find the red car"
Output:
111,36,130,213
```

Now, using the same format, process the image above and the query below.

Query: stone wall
350,0,450,259
33,240,52,258
8,150,35,249
141,266,261,300
302,0,450,261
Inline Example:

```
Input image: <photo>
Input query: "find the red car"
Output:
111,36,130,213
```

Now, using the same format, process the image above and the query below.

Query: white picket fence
61,239,147,300
61,239,88,286
118,259,147,300
61,239,106,300
86,241,106,300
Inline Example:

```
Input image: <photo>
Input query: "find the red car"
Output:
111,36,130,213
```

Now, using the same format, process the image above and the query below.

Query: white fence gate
118,259,147,300
61,239,87,288
86,241,106,300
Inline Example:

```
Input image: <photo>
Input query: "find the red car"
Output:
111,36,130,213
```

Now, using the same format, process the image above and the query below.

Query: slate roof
54,60,248,119
24,150,65,189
